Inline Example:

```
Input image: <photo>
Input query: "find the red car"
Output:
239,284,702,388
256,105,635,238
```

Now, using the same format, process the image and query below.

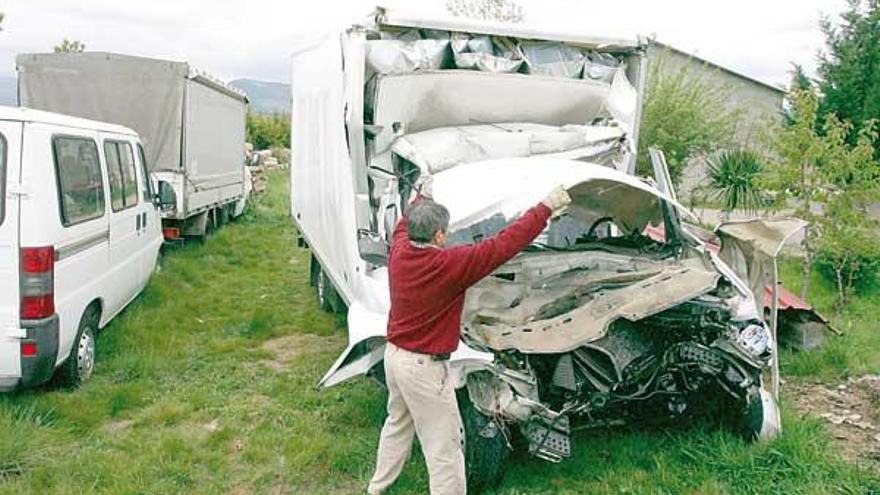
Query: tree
782,64,814,127
762,90,826,300
763,88,880,306
446,0,524,23
814,116,880,306
54,39,86,53
637,52,742,183
817,0,880,157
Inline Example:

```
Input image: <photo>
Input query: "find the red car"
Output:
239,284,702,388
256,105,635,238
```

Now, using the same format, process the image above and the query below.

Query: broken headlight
736,324,771,357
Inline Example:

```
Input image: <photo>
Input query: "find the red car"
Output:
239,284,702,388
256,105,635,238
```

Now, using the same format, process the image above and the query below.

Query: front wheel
54,306,98,388
458,388,510,493
738,387,782,441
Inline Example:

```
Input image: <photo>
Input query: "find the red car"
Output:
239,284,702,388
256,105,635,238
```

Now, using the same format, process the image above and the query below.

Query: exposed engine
465,288,773,462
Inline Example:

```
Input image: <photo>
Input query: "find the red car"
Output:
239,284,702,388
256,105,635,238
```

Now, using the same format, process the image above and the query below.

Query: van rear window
0,133,5,226
104,141,138,211
52,136,106,226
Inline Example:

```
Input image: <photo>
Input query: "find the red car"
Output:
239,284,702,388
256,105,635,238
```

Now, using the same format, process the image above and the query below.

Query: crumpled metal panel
462,255,720,353
450,33,524,73
717,217,807,314
583,51,622,84
365,39,450,74
391,123,626,174
520,41,585,78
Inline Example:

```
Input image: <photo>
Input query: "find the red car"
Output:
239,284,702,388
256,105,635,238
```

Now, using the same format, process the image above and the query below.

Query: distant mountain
0,76,17,106
230,78,290,115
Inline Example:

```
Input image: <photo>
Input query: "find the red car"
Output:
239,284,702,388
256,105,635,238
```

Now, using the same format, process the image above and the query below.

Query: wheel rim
77,327,96,381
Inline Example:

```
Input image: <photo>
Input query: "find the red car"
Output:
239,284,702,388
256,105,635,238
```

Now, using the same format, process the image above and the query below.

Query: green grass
778,257,880,381
0,171,878,494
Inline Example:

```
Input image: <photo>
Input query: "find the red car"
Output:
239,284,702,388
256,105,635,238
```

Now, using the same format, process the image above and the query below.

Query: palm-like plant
707,149,766,215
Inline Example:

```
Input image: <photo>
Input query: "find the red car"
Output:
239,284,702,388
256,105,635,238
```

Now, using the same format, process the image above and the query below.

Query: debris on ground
788,375,880,467
245,143,289,195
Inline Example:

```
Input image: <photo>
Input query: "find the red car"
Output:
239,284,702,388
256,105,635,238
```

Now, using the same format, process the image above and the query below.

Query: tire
737,387,782,441
54,305,98,388
458,388,510,493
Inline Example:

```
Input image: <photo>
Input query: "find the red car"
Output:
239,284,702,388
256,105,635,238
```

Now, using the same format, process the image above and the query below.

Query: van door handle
142,212,147,228
136,214,142,230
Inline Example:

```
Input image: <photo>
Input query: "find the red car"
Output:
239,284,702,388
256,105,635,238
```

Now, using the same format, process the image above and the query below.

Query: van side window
0,133,6,226
53,136,106,226
137,143,153,201
103,141,139,211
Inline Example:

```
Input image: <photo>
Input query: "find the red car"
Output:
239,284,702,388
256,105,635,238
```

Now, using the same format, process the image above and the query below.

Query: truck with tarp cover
16,52,249,240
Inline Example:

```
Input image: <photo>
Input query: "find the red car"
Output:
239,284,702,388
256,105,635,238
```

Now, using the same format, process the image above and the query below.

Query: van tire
55,306,98,388
458,389,510,493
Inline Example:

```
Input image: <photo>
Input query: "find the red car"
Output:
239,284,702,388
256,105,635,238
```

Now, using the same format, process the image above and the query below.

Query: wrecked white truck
290,8,781,490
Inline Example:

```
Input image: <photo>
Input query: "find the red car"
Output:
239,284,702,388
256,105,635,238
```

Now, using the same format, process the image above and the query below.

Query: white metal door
135,141,162,289
102,137,143,315
0,121,23,378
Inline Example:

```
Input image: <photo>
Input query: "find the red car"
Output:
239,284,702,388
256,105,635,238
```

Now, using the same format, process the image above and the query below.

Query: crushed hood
431,157,696,235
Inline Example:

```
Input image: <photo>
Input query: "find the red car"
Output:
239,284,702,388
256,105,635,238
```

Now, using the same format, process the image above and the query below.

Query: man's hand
416,175,434,200
541,185,571,216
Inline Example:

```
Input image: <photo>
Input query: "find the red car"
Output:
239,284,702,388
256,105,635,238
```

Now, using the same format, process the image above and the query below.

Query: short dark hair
407,200,450,243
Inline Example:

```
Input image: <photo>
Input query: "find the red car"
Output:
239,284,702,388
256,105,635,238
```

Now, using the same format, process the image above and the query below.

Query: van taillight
20,246,54,319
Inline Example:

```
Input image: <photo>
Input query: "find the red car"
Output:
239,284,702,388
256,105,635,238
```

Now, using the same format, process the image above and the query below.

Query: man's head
407,199,450,247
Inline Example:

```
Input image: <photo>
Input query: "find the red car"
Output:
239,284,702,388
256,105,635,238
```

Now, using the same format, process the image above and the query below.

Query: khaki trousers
368,342,466,495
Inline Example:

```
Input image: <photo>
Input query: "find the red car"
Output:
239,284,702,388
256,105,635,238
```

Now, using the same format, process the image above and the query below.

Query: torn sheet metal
365,39,450,74
717,218,807,314
463,263,720,353
450,33,523,73
520,41,586,78
584,52,622,84
430,158,697,235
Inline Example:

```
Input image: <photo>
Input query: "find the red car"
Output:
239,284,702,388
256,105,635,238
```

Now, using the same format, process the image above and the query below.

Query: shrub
637,51,742,183
706,148,766,214
814,222,880,305
246,113,290,150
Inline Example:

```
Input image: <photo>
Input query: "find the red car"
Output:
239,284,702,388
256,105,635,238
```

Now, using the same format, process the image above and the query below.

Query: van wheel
55,306,98,388
458,389,510,492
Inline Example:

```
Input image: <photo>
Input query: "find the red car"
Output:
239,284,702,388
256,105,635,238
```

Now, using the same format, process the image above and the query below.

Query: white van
0,106,162,391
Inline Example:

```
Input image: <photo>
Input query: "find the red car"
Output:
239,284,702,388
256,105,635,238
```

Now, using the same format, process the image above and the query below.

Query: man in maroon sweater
367,185,572,495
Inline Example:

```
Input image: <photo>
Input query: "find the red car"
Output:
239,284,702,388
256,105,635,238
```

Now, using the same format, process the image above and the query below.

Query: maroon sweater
386,203,552,355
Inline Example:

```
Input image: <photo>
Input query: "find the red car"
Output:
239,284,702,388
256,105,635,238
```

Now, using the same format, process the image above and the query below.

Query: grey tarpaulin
17,52,188,173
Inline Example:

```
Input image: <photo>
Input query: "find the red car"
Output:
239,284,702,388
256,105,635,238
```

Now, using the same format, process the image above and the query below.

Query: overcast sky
0,0,850,87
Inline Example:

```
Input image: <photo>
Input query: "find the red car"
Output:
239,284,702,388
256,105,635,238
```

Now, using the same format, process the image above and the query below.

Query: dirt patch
260,333,334,371
787,375,880,467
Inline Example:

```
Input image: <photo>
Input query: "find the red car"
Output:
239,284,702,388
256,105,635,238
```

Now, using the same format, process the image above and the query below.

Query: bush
815,227,880,305
637,50,742,183
706,148,766,213
246,113,290,150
